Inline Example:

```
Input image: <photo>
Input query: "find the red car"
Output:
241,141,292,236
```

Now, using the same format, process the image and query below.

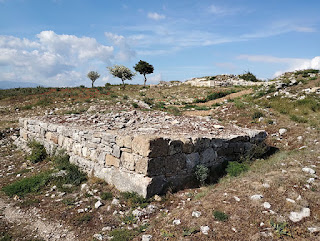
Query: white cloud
147,73,162,84
147,12,166,20
238,55,320,77
105,32,135,61
208,4,242,16
0,31,115,86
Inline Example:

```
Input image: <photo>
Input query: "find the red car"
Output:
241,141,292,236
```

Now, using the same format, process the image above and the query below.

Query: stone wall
17,117,267,198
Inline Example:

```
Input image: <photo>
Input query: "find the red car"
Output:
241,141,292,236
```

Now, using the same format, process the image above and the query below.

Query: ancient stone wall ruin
16,111,267,198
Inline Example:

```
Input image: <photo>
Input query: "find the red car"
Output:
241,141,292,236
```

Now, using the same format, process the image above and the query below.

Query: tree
107,65,135,89
87,71,100,88
133,60,154,86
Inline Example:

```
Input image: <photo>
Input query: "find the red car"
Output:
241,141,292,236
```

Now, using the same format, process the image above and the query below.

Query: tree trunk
143,74,147,86
122,79,125,89
92,81,94,88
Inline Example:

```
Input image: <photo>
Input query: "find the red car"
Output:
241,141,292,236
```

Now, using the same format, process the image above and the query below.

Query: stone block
47,124,57,132
20,129,28,140
101,133,116,143
112,145,121,158
186,152,200,170
193,138,211,152
116,136,132,148
92,137,101,144
58,135,64,146
169,140,183,155
120,147,131,153
181,137,194,154
132,135,169,157
105,154,120,167
200,148,217,165
120,152,135,171
82,146,91,157
135,156,149,175
98,152,107,165
147,157,166,176
45,132,58,144
165,153,186,175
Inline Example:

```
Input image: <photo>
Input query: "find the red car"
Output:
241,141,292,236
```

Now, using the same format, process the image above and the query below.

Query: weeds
101,191,113,200
270,220,292,237
76,214,92,224
252,111,264,120
213,210,229,221
226,161,249,177
194,165,209,185
109,229,136,241
27,140,47,163
120,192,149,208
182,227,199,236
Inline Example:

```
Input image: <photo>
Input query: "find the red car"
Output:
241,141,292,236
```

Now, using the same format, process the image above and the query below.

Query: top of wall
22,110,265,140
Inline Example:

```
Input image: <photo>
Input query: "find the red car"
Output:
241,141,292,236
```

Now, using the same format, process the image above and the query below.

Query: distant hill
0,81,45,89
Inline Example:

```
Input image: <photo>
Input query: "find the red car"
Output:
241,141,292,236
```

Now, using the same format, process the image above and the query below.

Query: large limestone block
169,140,183,155
132,135,169,157
165,153,186,176
45,132,58,144
120,152,135,171
105,154,120,167
193,138,211,152
20,129,28,140
116,136,133,148
180,137,194,154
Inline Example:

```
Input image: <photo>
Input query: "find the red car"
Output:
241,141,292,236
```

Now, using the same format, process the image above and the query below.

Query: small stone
81,183,89,192
289,208,310,222
279,128,287,135
286,198,295,203
213,125,224,129
308,227,320,233
77,209,84,213
233,196,240,202
262,183,270,188
232,227,237,232
260,222,265,227
142,234,152,241
173,219,181,225
111,198,119,206
192,211,201,218
302,167,316,174
154,195,162,202
95,200,103,209
250,194,263,201
200,226,210,235
93,233,103,240
263,202,271,209
102,226,112,232
307,178,315,183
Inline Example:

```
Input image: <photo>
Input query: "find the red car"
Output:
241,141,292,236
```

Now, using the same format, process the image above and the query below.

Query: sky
0,0,320,87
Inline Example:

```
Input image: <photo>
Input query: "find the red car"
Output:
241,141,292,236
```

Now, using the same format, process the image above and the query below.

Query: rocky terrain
0,69,320,240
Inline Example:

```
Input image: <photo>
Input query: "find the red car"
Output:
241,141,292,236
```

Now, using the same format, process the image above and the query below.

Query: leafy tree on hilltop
87,71,100,88
134,60,154,86
107,65,135,89
239,71,258,82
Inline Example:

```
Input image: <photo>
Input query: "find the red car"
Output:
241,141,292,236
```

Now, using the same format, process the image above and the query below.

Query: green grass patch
226,161,249,177
120,192,149,208
213,210,229,221
2,171,52,197
27,140,47,163
101,191,113,200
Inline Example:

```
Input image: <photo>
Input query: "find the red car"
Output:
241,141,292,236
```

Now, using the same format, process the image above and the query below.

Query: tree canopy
134,60,154,86
87,71,100,88
107,65,135,89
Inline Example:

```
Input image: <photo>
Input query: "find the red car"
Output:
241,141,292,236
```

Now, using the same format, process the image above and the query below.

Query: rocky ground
0,70,320,240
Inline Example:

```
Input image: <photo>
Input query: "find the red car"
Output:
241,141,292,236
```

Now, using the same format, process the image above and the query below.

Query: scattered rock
111,198,120,206
286,198,295,203
250,194,263,201
95,200,103,209
93,233,103,240
153,195,162,202
308,227,320,233
142,234,152,241
173,219,181,225
279,128,287,135
233,196,240,202
263,202,271,209
200,226,210,235
289,208,310,222
302,167,316,174
192,211,201,218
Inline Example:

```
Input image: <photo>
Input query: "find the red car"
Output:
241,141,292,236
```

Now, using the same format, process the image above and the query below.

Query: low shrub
109,229,136,241
101,191,113,200
213,210,229,221
239,71,258,82
120,192,149,208
27,141,47,163
252,111,264,120
132,102,139,108
194,165,209,185
226,161,249,177
2,171,52,197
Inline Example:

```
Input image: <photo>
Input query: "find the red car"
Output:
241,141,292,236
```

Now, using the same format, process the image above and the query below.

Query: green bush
226,161,249,177
194,165,209,185
2,171,52,197
101,191,113,200
132,102,139,108
52,153,87,186
120,192,149,208
252,111,264,120
213,210,229,221
239,71,258,82
109,229,136,241
27,141,47,163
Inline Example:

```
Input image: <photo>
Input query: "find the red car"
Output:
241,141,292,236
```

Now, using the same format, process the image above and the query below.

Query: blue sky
0,0,319,87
